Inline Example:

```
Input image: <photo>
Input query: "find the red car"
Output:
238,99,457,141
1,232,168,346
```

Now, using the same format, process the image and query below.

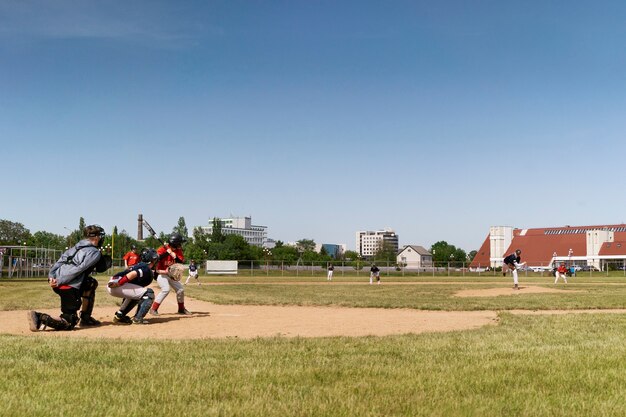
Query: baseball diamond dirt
3,282,626,339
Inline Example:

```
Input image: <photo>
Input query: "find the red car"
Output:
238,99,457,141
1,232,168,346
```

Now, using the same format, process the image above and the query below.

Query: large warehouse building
470,224,626,270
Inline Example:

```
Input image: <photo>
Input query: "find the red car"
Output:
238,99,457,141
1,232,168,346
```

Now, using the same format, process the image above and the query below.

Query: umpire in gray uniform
28,225,110,331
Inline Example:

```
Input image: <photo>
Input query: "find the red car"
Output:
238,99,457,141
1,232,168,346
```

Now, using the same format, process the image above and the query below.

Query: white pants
107,281,148,300
155,274,185,304
327,270,333,280
555,272,568,284
512,269,519,285
185,271,199,285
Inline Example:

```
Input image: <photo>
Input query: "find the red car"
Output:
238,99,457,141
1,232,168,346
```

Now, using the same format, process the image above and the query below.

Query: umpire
28,225,110,331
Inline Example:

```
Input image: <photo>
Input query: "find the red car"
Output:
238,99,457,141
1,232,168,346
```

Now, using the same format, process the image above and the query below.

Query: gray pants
155,274,185,305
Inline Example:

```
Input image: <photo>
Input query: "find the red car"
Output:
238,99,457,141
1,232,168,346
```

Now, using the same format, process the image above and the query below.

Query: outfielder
149,233,192,315
28,225,110,331
503,249,526,290
327,263,334,281
107,248,159,324
184,259,200,286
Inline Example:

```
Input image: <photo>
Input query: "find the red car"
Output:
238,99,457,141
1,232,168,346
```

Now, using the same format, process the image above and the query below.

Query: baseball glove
95,255,113,273
167,263,187,281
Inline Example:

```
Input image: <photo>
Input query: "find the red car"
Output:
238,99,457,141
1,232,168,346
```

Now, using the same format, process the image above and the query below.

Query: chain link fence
3,248,626,279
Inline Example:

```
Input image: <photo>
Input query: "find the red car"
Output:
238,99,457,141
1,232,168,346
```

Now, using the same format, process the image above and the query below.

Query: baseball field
3,274,626,416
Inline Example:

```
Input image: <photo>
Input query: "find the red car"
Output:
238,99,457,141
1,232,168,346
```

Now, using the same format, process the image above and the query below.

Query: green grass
4,275,626,416
2,314,626,416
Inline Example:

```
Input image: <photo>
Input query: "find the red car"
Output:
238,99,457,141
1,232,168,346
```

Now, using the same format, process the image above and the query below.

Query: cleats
113,312,132,325
27,311,41,332
80,315,102,327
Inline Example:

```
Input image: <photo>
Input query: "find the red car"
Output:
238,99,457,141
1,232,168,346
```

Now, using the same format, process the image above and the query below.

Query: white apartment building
201,216,267,247
356,228,399,258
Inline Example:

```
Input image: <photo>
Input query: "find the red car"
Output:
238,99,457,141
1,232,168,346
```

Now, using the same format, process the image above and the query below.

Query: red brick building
470,224,626,270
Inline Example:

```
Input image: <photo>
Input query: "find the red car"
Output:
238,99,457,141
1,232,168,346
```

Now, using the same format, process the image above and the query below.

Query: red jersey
557,265,567,274
122,251,140,267
156,245,184,271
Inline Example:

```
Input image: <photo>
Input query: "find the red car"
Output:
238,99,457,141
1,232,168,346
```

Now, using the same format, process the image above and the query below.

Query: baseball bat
142,219,166,246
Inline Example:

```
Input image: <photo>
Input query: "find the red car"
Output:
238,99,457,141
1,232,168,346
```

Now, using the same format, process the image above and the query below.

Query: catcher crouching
149,233,192,316
107,248,160,325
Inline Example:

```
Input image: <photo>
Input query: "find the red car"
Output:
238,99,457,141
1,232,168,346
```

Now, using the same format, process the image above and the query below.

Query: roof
398,245,431,256
470,224,626,267
599,241,626,256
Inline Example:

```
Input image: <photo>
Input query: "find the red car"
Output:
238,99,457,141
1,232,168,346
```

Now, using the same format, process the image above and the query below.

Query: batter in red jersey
149,233,192,315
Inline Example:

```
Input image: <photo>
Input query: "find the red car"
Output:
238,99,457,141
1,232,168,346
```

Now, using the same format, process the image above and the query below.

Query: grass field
2,275,626,416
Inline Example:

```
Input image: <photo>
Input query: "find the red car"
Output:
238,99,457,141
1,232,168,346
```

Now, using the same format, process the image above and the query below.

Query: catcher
149,233,192,316
28,225,111,331
107,248,160,325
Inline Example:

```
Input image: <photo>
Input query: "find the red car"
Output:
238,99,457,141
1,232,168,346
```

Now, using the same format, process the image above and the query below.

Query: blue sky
2,0,626,251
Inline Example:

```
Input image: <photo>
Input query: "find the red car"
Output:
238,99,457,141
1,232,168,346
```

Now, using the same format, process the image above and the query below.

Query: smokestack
138,214,144,241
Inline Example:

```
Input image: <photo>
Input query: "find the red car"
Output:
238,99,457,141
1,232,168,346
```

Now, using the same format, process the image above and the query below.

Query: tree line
0,218,476,264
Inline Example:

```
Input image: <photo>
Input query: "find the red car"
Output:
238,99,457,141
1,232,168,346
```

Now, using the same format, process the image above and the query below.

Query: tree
67,217,86,247
173,217,189,241
373,240,398,263
210,217,225,244
468,250,477,262
342,250,360,261
430,241,467,264
272,244,299,265
296,239,316,252
0,220,31,245
32,231,66,251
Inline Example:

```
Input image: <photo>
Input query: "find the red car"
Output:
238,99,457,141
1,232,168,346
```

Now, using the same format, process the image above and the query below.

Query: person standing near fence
503,249,525,290
327,263,334,281
28,225,110,331
554,262,568,284
370,264,380,285
122,245,140,268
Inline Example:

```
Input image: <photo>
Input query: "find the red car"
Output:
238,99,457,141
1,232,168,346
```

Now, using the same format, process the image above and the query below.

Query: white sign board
205,260,238,275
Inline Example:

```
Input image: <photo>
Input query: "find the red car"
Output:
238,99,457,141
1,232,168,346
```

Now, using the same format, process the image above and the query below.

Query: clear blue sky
2,0,626,251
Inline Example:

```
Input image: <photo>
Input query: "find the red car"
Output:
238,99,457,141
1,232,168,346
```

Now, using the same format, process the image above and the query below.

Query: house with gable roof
397,245,432,268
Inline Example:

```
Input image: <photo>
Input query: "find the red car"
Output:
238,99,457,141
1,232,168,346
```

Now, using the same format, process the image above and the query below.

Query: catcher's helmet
84,225,106,248
169,233,186,248
140,248,159,263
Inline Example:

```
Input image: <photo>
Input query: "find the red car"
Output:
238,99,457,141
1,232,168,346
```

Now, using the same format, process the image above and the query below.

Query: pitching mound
454,285,576,298
0,296,499,340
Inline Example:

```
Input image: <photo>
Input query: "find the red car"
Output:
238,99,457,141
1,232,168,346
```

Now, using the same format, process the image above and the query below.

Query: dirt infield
0,295,499,339
454,285,578,298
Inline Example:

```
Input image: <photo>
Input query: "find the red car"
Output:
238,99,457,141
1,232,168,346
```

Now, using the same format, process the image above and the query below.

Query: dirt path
0,295,498,340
